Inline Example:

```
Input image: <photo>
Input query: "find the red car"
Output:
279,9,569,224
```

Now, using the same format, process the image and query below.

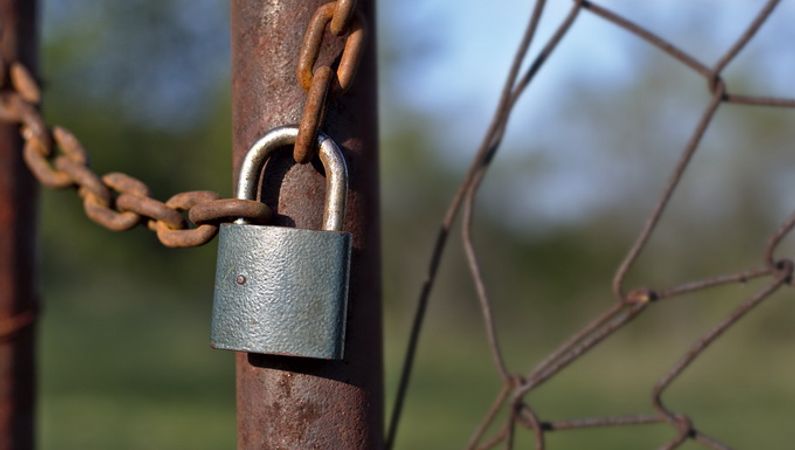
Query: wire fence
386,1,795,449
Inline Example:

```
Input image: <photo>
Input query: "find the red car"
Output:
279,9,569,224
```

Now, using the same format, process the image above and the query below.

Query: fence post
0,1,38,449
230,1,383,448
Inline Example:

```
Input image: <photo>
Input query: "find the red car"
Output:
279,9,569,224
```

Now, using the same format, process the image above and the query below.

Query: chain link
0,3,367,247
330,0,357,36
293,1,365,164
0,60,271,248
189,198,272,226
0,305,38,343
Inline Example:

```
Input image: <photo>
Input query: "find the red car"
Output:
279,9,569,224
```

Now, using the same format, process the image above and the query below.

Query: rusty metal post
0,1,38,450
230,1,382,448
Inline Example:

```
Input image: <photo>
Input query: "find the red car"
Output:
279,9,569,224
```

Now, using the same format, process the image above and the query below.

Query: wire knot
625,288,657,305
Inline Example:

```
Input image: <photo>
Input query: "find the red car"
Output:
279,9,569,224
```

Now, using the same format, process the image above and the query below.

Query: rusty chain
0,60,273,248
0,303,37,344
388,1,795,449
0,1,366,342
0,0,367,250
2,1,789,446
294,0,365,164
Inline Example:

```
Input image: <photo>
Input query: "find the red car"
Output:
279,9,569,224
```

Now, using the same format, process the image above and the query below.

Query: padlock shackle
236,125,348,231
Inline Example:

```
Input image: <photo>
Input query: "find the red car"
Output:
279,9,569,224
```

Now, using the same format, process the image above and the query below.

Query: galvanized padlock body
211,126,351,360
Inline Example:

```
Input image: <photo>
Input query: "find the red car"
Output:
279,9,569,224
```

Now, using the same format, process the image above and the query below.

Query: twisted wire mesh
387,1,795,449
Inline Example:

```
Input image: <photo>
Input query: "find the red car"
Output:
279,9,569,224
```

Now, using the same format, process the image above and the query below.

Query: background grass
31,1,795,448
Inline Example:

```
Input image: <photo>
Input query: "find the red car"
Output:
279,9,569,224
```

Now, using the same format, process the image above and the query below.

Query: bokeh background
35,1,795,448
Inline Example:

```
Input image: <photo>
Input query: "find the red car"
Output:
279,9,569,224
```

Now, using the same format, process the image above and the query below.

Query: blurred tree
29,1,795,448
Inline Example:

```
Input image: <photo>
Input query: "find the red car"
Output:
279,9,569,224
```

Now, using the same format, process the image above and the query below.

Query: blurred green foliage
32,1,795,449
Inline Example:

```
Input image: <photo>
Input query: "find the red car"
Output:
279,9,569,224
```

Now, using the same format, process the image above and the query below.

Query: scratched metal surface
212,224,351,360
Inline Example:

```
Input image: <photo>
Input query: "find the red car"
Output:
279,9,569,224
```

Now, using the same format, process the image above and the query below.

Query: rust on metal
54,156,111,205
333,16,365,93
293,0,365,164
52,126,88,164
0,31,282,248
0,1,38,449
296,2,364,93
387,0,795,449
0,306,36,344
330,0,357,35
8,62,37,104
116,193,183,230
102,172,150,197
188,198,272,226
295,65,332,164
154,191,222,248
83,197,141,231
21,137,70,187
153,220,218,248
231,0,382,447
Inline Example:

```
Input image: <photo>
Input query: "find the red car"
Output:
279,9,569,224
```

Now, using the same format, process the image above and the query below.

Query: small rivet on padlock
210,125,352,360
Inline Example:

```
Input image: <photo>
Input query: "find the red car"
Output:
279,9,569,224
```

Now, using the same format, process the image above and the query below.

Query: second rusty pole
230,1,383,448
0,2,38,450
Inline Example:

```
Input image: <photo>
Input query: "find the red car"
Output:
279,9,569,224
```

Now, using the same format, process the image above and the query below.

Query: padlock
210,125,351,360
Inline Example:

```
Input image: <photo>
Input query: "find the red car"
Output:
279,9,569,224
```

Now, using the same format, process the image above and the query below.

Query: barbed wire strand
388,0,795,449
